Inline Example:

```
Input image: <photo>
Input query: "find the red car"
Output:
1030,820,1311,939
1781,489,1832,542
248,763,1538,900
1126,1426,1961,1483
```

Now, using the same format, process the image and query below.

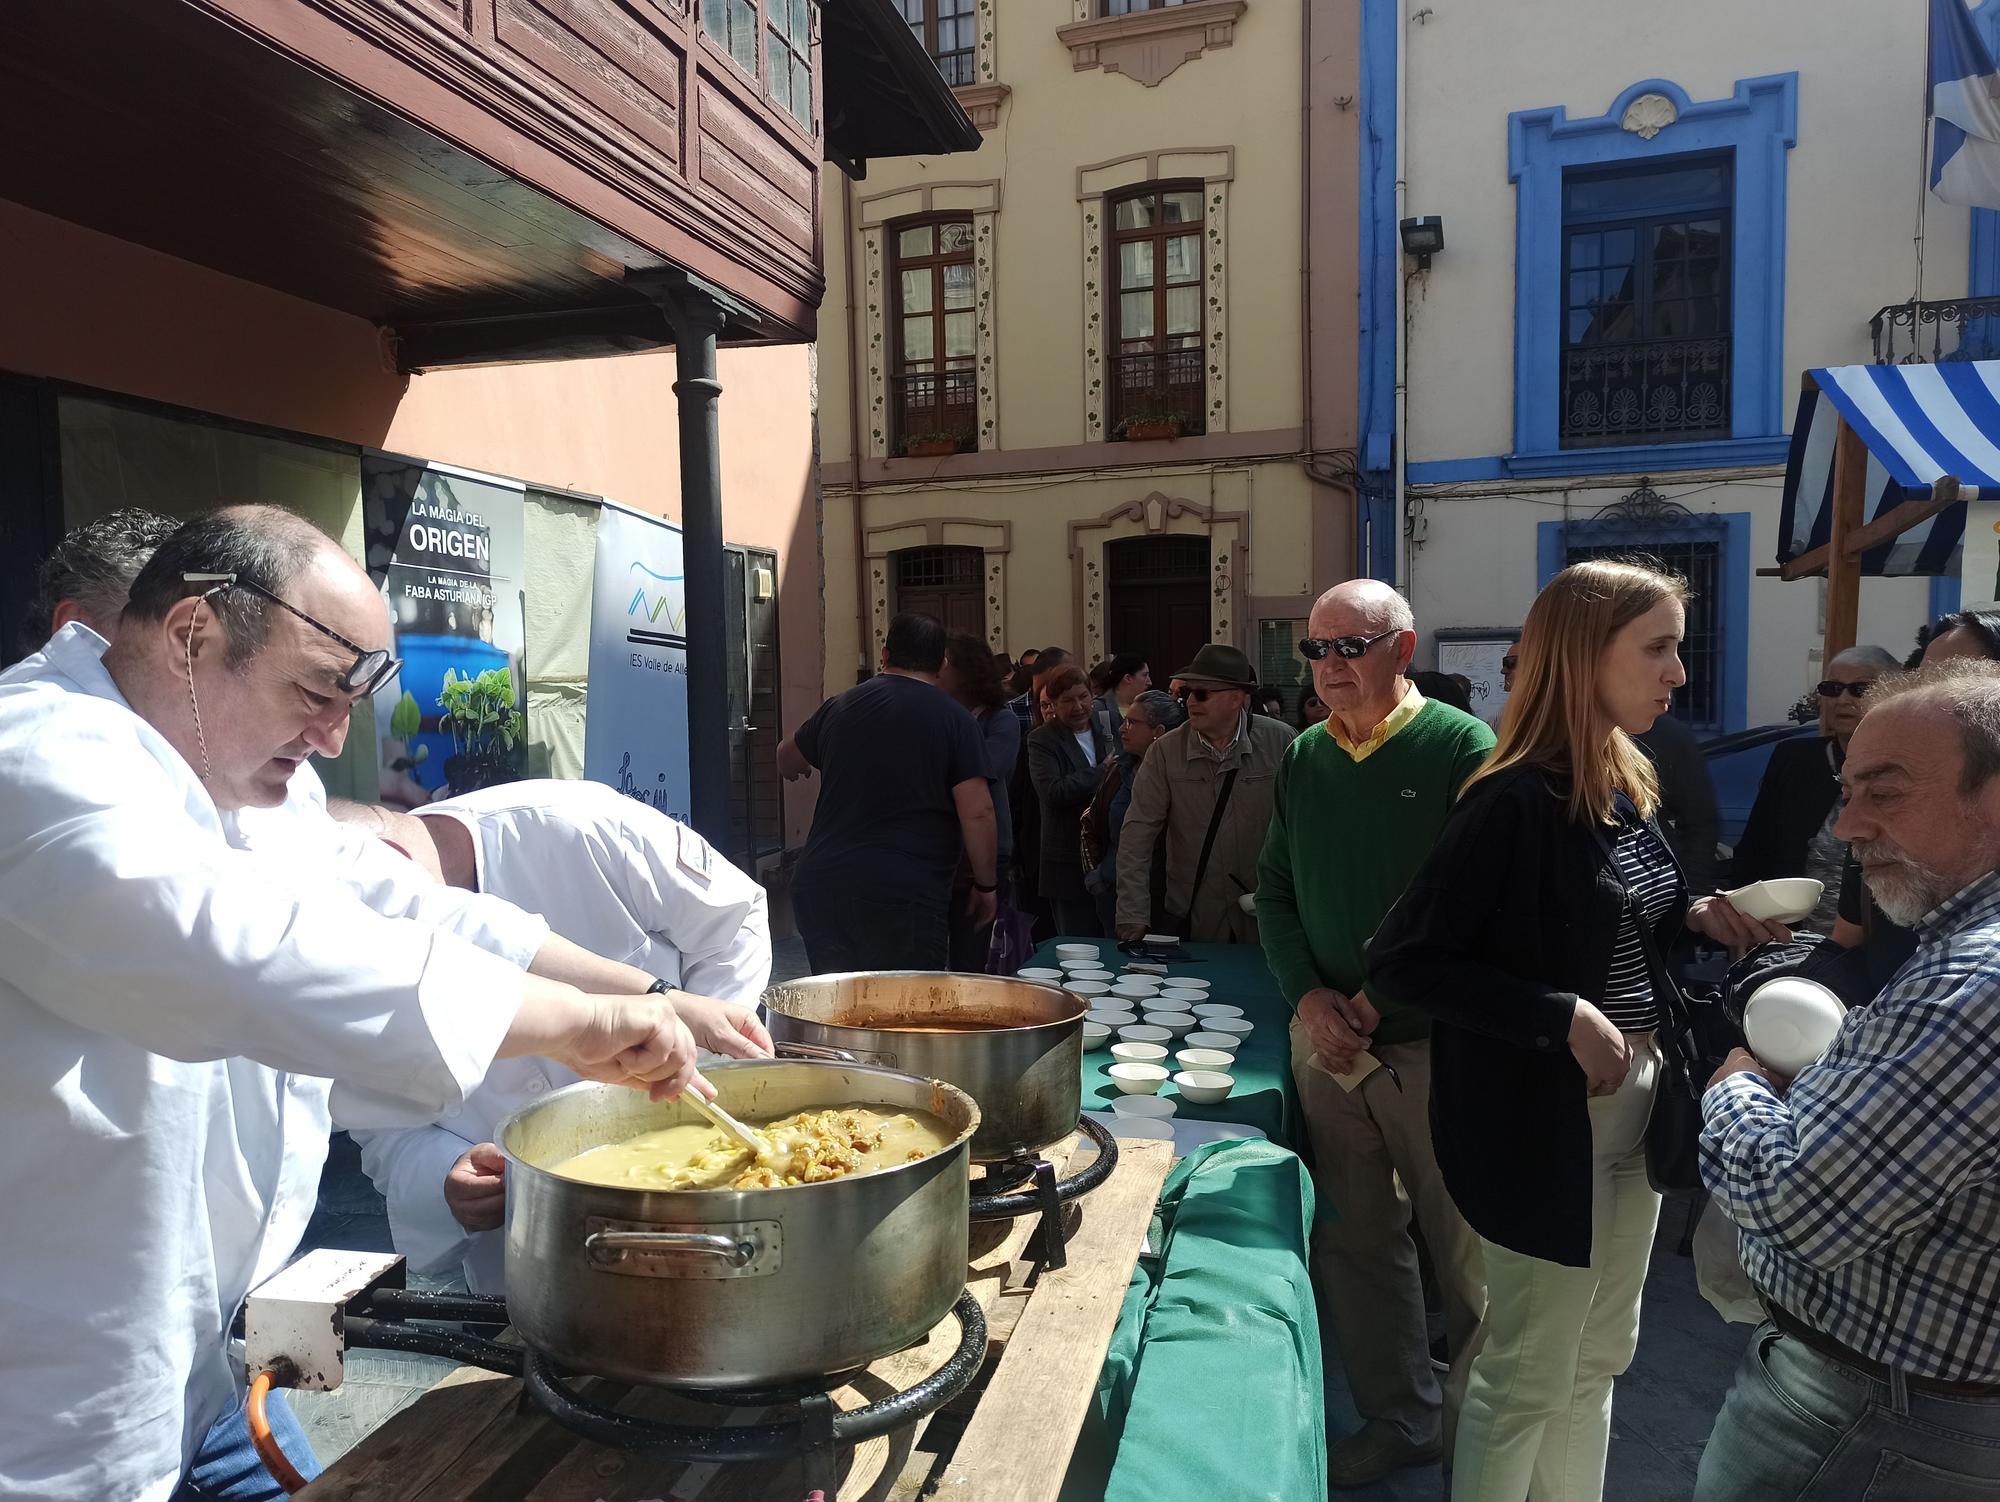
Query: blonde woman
1366,560,1780,1501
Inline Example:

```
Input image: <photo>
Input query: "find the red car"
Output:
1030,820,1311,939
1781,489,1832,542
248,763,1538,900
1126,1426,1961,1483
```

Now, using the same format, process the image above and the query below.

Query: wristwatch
972,879,998,893
646,977,673,996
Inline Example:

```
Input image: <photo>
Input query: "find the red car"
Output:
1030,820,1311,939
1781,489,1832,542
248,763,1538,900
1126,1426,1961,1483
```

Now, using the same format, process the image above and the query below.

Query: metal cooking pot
762,972,1083,1161
499,1060,979,1387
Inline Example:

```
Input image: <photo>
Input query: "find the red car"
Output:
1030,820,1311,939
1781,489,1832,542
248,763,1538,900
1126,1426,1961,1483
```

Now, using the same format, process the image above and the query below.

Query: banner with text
584,500,691,822
363,454,526,806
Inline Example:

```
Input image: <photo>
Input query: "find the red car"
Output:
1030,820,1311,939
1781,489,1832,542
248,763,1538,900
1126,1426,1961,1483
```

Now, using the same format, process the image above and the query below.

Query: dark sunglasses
1298,628,1398,662
1817,680,1872,699
1501,656,1519,673
184,572,403,695
1174,685,1235,704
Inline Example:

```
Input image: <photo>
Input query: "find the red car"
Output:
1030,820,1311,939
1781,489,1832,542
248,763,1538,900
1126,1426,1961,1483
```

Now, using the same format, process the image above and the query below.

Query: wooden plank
296,1365,524,1501
932,1140,1173,1502
1778,478,1963,580
1823,416,1869,664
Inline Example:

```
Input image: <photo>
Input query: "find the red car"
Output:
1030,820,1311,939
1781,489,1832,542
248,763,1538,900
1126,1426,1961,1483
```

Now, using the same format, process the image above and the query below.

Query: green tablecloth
1061,1139,1327,1502
1030,938,1303,1152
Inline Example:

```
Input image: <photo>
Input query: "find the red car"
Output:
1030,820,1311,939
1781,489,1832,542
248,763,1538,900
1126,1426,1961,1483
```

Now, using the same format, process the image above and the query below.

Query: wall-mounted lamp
1399,215,1444,271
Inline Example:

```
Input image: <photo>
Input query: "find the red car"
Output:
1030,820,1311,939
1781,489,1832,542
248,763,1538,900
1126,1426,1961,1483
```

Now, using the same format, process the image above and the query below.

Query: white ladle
686,1091,778,1164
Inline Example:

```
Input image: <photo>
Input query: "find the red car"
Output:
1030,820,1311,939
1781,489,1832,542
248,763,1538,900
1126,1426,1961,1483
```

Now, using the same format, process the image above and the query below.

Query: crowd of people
6,504,1998,1502
781,562,2000,1502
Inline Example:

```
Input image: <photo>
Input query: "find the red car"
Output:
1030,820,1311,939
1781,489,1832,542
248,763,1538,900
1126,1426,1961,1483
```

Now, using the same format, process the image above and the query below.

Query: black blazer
1365,764,1687,1267
1027,720,1114,901
1729,734,1839,885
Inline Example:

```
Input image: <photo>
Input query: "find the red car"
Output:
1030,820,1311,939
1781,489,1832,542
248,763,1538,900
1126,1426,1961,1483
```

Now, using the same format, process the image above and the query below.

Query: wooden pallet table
300,1135,1172,1502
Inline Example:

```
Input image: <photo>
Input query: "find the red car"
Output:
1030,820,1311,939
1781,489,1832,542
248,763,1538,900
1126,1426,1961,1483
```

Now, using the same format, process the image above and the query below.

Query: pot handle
582,1218,784,1279
773,1040,859,1063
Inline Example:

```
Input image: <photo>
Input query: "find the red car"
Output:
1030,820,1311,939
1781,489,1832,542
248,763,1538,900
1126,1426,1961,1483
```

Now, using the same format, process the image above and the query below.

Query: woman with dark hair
1297,688,1327,730
1027,664,1114,935
1083,688,1187,933
940,631,1020,970
1368,560,1782,1501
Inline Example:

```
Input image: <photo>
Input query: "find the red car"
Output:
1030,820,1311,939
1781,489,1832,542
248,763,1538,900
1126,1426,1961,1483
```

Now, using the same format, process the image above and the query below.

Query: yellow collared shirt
1329,685,1426,763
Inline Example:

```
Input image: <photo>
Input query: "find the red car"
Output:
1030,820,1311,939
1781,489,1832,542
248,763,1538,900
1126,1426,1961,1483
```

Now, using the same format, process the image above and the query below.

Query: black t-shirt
794,673,985,902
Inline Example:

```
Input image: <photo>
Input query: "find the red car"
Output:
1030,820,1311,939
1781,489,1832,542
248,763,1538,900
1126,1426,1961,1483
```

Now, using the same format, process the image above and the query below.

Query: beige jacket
1114,712,1295,942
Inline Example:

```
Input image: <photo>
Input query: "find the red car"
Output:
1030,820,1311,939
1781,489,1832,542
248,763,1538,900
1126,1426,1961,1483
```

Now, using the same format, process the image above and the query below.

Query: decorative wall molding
863,518,1012,654
860,227,888,460
953,82,1011,131
1067,491,1248,660
1620,92,1678,140
978,0,999,82
974,212,1000,450
856,180,1003,227
1057,0,1248,89
1076,150,1235,443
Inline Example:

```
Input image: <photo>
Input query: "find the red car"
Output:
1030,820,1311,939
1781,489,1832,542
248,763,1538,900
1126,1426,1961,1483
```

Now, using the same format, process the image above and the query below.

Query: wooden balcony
0,0,975,367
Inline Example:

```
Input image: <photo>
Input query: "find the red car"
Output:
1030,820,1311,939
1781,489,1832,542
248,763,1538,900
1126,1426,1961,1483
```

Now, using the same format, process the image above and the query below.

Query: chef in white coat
0,506,764,1502
331,780,774,1292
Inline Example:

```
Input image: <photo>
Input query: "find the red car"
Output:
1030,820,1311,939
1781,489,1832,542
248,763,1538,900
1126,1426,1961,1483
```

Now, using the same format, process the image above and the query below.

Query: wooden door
1105,535,1210,681
892,545,985,636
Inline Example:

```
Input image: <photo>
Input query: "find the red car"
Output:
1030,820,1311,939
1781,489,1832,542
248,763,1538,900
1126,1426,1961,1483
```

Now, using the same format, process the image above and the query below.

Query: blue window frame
1561,155,1733,448
1537,511,1752,734
1508,76,1797,479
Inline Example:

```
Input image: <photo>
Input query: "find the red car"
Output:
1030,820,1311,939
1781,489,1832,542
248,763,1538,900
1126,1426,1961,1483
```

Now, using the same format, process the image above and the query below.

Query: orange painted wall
0,198,824,845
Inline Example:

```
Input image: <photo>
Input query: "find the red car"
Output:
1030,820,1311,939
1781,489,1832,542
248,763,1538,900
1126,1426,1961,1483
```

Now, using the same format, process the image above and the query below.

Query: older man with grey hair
1696,660,2000,1500
1259,578,1496,1486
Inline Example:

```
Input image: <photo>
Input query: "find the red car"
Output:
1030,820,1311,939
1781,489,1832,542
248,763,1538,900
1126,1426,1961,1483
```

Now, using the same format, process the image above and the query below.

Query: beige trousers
1450,1035,1663,1502
1290,1020,1488,1449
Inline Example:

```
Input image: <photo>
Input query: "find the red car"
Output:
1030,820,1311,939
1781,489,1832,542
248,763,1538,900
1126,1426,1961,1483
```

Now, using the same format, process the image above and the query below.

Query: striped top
1600,811,1678,1033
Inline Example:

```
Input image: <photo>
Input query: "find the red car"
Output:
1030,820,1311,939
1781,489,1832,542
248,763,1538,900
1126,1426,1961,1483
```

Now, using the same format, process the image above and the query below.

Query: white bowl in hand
1722,878,1823,925
1743,977,1847,1076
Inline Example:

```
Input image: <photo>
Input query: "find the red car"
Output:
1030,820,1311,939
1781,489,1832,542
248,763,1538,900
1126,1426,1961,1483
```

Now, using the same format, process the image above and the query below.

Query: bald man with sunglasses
1112,642,1293,944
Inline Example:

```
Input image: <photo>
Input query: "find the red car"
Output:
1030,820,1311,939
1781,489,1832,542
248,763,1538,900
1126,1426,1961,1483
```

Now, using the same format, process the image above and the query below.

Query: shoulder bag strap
1182,767,1240,918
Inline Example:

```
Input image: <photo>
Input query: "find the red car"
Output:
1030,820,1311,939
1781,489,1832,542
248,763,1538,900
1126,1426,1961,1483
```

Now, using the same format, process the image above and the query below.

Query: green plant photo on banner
436,667,522,793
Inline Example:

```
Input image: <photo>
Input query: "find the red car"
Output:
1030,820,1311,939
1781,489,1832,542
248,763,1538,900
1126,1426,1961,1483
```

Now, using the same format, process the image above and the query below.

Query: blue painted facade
1509,74,1799,464
1355,0,1399,581
1537,511,1754,733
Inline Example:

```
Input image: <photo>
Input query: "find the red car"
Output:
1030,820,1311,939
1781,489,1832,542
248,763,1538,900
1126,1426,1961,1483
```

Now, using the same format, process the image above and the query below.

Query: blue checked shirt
1700,868,2000,1382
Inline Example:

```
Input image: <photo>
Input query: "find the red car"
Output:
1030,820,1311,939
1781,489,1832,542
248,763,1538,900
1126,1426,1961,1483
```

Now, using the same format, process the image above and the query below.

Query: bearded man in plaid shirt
1695,661,2000,1499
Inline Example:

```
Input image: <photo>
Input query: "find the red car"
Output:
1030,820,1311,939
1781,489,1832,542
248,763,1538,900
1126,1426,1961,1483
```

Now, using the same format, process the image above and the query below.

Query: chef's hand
1298,988,1367,1073
966,885,997,928
563,994,714,1102
1708,1046,1789,1094
1569,999,1632,1097
444,1143,508,1233
670,990,775,1060
1117,924,1146,943
1687,895,1793,958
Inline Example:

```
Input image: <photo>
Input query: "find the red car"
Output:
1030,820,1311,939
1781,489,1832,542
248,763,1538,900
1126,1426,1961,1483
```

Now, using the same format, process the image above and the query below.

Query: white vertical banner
584,501,691,822
1960,497,2000,607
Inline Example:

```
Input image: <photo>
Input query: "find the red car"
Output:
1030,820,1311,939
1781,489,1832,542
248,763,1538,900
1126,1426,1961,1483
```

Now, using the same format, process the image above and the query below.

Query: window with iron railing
890,218,978,456
1107,183,1206,440
1560,157,1732,448
896,0,976,86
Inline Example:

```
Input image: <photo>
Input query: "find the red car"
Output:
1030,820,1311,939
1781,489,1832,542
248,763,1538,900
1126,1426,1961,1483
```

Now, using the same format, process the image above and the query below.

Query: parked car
1702,721,1819,854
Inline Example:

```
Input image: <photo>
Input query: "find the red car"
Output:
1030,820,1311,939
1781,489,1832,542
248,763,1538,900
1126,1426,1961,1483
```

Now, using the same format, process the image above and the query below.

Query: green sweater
1257,697,1496,1045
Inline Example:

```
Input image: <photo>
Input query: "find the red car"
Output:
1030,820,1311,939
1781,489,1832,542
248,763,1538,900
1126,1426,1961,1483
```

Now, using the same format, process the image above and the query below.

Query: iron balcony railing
1108,348,1207,438
891,366,977,454
1871,295,2000,364
1561,335,1731,447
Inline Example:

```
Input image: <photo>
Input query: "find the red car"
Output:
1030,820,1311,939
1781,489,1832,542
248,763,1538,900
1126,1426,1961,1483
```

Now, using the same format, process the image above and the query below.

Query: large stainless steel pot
762,972,1083,1161
499,1060,979,1387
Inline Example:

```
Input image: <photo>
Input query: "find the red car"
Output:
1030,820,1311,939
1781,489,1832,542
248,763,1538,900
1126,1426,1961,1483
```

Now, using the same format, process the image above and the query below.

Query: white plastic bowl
1111,1041,1169,1065
1723,878,1824,925
1189,1002,1244,1018
1017,967,1065,982
1201,1017,1254,1039
1164,976,1211,992
1124,962,1170,976
1111,980,1162,999
1088,1009,1139,1028
1116,1024,1173,1046
1107,1061,1170,1094
1067,973,1115,987
1056,942,1100,959
1111,1094,1178,1119
1173,1070,1235,1105
1142,1011,1199,1038
1176,1047,1235,1072
1183,1030,1240,1054
1743,977,1847,1075
1067,981,1111,998
1081,1021,1112,1050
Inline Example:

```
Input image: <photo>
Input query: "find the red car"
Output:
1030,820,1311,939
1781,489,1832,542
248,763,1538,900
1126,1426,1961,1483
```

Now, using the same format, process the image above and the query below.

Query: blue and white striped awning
1778,362,2000,576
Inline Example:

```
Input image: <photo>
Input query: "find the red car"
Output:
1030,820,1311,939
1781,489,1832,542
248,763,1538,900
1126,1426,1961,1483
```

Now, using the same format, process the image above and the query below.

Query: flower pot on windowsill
1118,418,1183,442
903,436,966,458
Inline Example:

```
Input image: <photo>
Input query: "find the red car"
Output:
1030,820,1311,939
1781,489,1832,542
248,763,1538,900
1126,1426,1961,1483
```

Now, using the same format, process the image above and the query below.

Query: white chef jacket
0,628,552,1502
350,778,772,1293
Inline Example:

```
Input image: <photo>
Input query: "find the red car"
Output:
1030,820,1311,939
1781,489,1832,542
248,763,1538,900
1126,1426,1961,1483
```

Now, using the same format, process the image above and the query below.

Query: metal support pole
634,271,739,847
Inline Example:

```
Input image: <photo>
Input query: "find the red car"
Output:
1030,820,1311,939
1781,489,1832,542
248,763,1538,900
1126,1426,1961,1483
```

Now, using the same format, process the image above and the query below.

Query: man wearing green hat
1113,642,1293,943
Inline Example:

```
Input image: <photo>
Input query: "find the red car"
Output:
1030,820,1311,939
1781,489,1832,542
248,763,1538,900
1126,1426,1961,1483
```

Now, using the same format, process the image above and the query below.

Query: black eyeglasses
1299,628,1399,662
1175,685,1235,704
184,572,402,696
1817,680,1872,699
